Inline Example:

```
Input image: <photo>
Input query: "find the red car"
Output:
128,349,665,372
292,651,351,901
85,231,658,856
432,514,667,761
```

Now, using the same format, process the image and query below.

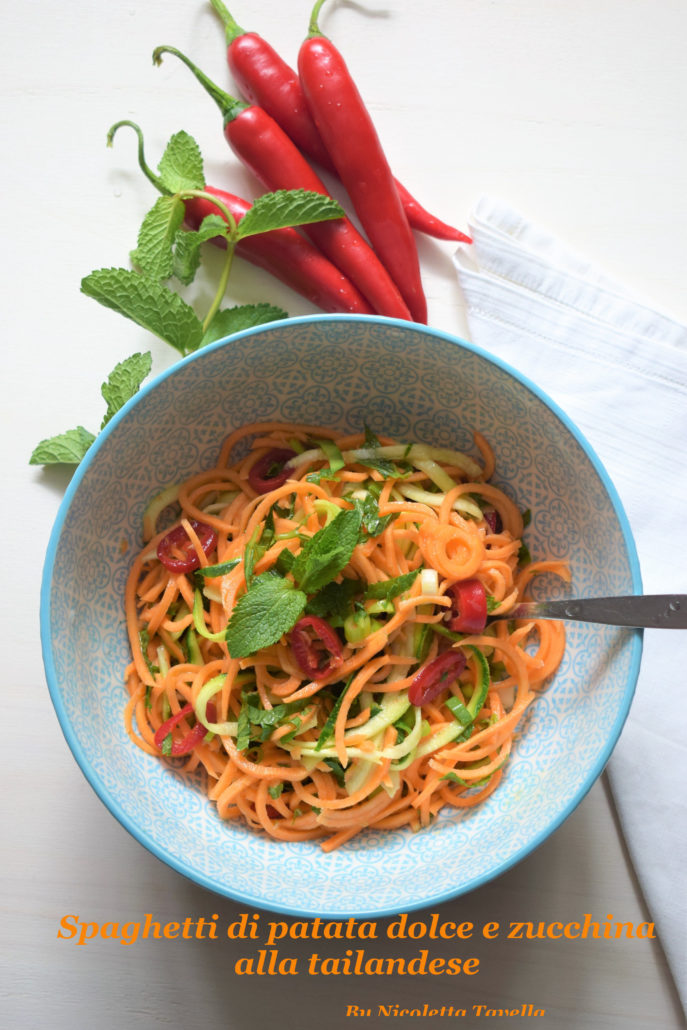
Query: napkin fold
454,197,687,1010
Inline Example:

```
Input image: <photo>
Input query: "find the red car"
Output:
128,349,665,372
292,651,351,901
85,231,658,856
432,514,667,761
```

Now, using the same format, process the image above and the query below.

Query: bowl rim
40,313,643,917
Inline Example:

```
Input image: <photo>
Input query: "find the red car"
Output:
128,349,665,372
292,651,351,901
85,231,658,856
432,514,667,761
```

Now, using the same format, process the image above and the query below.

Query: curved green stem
178,189,238,332
152,45,248,124
209,0,246,44
180,188,239,238
202,244,235,333
107,120,169,195
307,0,329,37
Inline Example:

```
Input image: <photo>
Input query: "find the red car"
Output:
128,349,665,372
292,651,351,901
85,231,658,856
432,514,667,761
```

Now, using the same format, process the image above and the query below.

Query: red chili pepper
290,615,344,680
110,121,374,317
184,187,373,315
408,650,467,707
483,509,503,535
247,448,296,494
153,47,412,322
209,0,471,244
446,579,488,633
298,0,427,324
157,519,218,574
154,702,217,756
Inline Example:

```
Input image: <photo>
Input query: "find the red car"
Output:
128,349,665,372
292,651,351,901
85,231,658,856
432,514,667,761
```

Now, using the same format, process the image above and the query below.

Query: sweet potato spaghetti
124,422,569,850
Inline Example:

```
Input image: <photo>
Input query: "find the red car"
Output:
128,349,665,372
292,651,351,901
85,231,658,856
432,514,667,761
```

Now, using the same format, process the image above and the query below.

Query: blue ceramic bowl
41,315,641,917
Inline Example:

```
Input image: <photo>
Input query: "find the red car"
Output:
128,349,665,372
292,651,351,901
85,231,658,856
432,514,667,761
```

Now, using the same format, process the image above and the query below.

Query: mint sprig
351,492,396,538
81,269,204,355
30,352,152,466
225,574,307,659
173,215,229,286
224,507,363,658
33,122,350,473
366,569,419,602
292,508,363,595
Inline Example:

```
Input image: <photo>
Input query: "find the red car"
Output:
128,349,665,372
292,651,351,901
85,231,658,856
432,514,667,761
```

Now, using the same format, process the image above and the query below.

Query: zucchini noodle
123,422,569,850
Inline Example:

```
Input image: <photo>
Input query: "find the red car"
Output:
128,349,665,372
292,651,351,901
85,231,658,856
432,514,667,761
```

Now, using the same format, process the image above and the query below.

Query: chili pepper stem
209,0,245,43
152,45,248,124
107,120,170,195
307,0,329,37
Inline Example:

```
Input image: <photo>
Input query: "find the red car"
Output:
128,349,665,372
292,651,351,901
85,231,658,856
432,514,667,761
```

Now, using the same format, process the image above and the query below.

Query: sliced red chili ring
484,509,503,534
446,578,488,634
290,615,343,681
408,650,467,707
248,448,297,494
157,519,218,574
154,702,217,756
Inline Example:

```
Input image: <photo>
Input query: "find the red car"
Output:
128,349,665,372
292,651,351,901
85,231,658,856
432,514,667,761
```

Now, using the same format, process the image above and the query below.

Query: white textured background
3,1,686,1027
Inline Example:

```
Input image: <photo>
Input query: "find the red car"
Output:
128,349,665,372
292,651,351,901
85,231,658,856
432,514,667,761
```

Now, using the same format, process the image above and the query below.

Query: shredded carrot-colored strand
124,422,568,850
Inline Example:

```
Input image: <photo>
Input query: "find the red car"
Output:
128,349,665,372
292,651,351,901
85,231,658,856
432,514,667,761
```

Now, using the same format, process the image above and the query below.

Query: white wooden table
4,1,686,1026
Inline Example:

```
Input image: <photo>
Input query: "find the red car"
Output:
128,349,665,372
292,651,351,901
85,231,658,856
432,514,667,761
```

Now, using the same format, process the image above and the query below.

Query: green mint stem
209,0,246,43
202,243,235,333
152,45,248,125
107,120,169,195
177,189,239,332
180,188,239,238
307,0,329,37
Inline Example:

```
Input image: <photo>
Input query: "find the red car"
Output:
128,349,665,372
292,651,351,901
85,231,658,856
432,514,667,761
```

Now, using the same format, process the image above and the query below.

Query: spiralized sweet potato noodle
124,422,568,849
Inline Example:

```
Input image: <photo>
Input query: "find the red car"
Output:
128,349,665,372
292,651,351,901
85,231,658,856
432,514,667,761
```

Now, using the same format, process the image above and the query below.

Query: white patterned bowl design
41,315,641,917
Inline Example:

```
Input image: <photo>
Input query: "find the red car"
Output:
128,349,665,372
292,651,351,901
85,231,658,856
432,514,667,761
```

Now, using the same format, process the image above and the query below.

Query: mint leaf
135,196,186,280
243,697,307,742
518,542,532,567
292,508,362,595
305,467,340,485
157,130,205,193
243,525,262,589
306,579,362,620
81,268,204,355
351,493,396,537
235,189,344,240
236,705,251,751
363,425,382,449
358,425,399,478
201,303,289,347
100,351,152,429
275,548,296,576
268,783,284,799
323,757,346,786
486,594,500,614
29,426,96,466
358,452,408,479
225,574,307,658
173,215,229,286
366,569,419,602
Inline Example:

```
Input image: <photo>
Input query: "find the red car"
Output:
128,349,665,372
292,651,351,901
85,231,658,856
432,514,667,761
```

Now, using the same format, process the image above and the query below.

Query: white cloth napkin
454,196,687,1009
